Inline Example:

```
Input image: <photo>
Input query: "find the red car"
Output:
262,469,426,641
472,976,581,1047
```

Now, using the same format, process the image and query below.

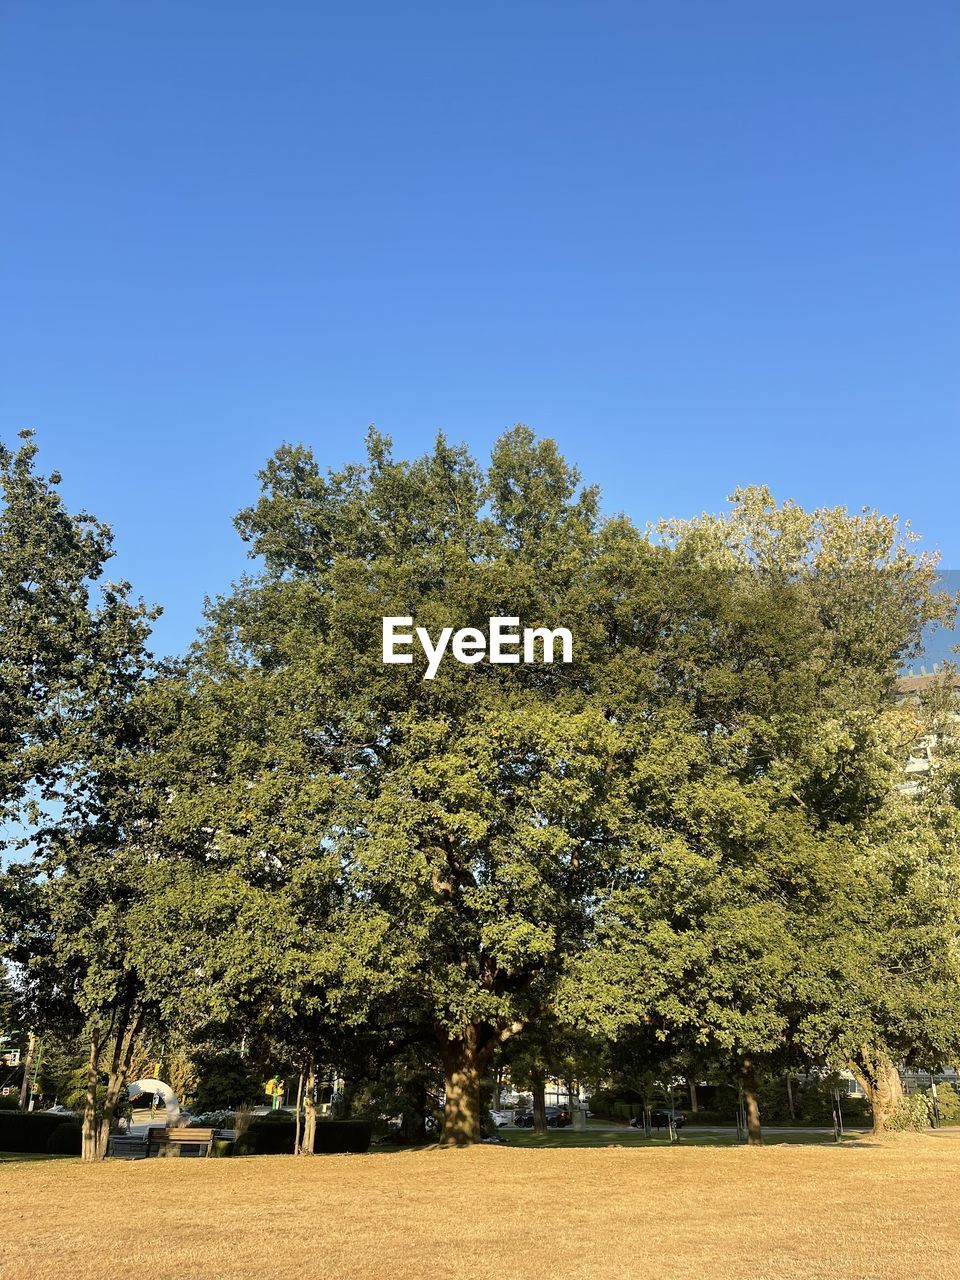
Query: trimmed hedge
46,1122,82,1155
312,1121,371,1154
235,1119,372,1156
254,1109,294,1124
0,1110,66,1153
682,1109,726,1125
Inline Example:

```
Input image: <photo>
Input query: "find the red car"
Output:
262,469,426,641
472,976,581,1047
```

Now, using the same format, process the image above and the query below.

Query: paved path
508,1123,870,1135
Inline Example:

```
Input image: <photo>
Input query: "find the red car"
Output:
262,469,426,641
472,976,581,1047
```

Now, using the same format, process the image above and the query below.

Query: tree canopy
2,426,958,1153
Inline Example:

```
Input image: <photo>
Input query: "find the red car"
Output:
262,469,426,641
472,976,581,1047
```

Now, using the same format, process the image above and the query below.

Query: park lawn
498,1126,862,1149
0,1152,71,1164
2,1134,959,1280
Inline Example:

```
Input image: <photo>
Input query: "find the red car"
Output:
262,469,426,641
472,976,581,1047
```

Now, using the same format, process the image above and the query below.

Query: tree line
2,426,959,1159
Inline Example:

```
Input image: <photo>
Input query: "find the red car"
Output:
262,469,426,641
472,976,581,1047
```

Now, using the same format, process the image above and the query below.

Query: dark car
630,1108,686,1130
514,1105,571,1128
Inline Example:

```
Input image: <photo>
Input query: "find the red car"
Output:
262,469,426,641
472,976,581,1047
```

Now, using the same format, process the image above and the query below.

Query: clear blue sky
1,2,958,659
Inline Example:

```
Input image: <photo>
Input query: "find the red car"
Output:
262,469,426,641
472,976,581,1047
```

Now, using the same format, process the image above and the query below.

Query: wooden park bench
146,1125,217,1157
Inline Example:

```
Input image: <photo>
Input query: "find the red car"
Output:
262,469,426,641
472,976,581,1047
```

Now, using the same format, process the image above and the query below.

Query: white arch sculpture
127,1077,180,1127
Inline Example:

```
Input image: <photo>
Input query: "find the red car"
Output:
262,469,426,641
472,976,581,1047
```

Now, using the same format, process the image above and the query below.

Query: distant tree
501,1014,603,1134
191,1049,261,1114
560,490,958,1143
797,681,960,1131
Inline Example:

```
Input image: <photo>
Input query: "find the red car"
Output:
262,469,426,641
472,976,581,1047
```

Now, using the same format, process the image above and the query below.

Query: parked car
489,1110,512,1128
630,1108,686,1130
514,1105,571,1128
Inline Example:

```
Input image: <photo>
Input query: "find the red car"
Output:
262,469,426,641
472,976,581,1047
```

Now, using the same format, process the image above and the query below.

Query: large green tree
560,490,958,1142
796,683,960,1132
0,432,166,1159
158,427,657,1145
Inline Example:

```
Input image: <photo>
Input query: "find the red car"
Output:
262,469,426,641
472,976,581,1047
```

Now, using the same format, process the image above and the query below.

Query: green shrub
189,1111,237,1129
836,1093,870,1124
590,1091,677,1122
795,1076,842,1124
233,1132,257,1156
934,1083,960,1124
756,1078,795,1123
256,1109,293,1123
584,1090,617,1119
887,1093,933,1131
45,1122,82,1155
693,1087,739,1119
211,1139,235,1157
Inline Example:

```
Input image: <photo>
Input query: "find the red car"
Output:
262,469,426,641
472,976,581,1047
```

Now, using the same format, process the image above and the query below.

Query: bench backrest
149,1126,216,1142
167,1127,215,1142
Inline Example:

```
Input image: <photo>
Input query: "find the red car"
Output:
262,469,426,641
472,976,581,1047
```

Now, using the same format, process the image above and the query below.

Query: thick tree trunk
81,1035,102,1162
82,1009,143,1161
849,1049,904,1135
99,1011,143,1158
96,1069,124,1157
785,1075,796,1121
740,1059,763,1146
532,1070,547,1135
441,1032,483,1147
687,1079,699,1112
439,1021,523,1146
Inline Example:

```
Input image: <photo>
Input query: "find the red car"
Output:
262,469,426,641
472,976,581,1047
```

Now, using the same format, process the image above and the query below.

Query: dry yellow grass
2,1135,959,1280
